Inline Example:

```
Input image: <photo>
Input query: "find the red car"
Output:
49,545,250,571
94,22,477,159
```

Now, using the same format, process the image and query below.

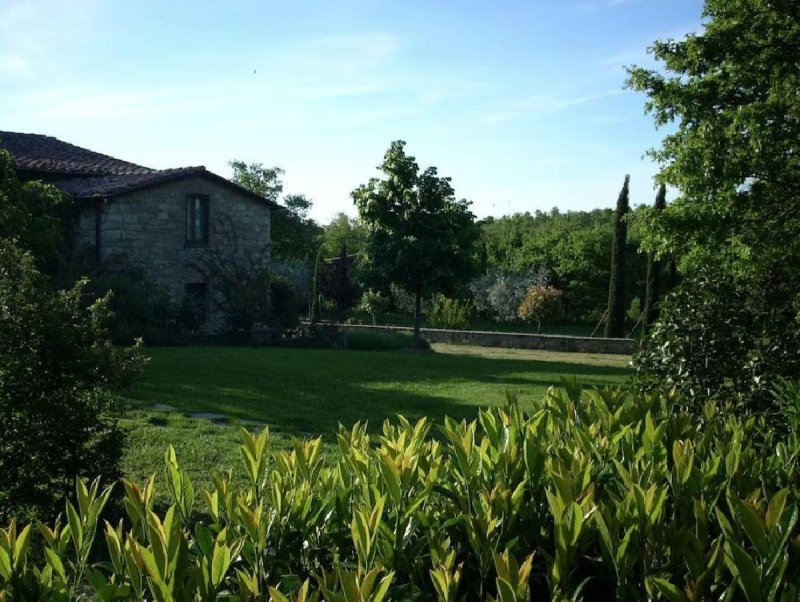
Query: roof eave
73,168,280,209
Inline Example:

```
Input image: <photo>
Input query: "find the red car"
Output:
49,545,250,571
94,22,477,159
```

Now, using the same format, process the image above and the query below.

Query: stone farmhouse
0,132,277,333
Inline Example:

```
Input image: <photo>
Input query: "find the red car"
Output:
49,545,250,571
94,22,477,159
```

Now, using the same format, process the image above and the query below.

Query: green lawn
122,344,630,493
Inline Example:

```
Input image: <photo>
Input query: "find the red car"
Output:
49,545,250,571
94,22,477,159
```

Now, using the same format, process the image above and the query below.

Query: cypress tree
605,175,630,338
642,184,666,330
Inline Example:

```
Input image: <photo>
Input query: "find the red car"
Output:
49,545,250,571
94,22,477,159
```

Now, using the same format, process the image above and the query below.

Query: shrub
517,285,563,333
84,255,195,345
427,294,472,329
0,241,144,521
357,289,390,325
1,382,798,599
269,273,301,331
469,268,550,323
634,271,800,416
345,331,430,351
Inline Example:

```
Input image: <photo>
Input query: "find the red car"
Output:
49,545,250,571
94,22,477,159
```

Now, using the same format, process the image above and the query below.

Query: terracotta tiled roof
48,168,206,197
0,131,155,176
0,131,279,208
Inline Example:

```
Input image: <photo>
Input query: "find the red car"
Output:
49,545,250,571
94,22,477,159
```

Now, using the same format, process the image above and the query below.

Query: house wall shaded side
77,176,271,333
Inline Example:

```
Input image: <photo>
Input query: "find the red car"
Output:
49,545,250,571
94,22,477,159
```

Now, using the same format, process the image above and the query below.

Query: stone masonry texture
77,175,271,333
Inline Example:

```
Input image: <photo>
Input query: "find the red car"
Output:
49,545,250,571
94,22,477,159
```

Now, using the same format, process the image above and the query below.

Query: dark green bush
634,271,800,417
269,272,301,331
0,241,145,521
84,255,198,345
345,330,430,351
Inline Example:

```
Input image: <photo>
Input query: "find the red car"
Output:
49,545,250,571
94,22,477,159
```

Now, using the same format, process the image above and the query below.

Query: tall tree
228,161,284,203
626,0,800,281
629,0,800,406
353,141,480,347
642,184,667,329
605,175,630,338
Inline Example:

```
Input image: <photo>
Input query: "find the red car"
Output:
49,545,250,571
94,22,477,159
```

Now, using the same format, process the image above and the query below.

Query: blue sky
1,0,703,222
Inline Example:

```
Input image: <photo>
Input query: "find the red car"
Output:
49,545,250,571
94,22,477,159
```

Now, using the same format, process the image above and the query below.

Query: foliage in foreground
2,383,799,600
635,271,800,417
0,241,145,522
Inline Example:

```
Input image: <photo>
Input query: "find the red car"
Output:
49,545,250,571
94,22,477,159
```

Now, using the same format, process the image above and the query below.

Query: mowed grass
122,344,631,494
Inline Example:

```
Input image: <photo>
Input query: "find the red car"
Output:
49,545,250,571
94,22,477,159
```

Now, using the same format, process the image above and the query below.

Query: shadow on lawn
127,347,631,439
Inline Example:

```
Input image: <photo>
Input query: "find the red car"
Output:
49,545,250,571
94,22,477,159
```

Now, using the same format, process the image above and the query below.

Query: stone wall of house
77,176,271,333
336,324,637,355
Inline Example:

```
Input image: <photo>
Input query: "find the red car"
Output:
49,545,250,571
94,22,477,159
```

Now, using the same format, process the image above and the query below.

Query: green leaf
373,572,394,602
725,540,762,602
496,578,516,602
563,502,584,547
44,547,67,582
649,577,689,602
13,523,31,570
0,545,11,580
379,455,402,506
765,489,788,533
728,496,769,558
66,500,83,555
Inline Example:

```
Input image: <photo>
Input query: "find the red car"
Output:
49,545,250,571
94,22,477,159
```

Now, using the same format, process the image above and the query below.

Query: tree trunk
643,253,660,330
310,247,323,323
643,184,666,330
413,289,422,349
605,175,630,338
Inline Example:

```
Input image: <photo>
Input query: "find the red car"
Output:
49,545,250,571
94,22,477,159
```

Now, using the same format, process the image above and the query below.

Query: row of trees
338,0,800,415
253,169,669,337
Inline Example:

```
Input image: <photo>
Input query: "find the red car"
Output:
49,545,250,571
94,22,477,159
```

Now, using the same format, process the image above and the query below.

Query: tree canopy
479,208,648,323
629,0,800,409
320,212,368,258
353,141,480,345
605,175,630,338
627,0,800,280
229,160,322,262
0,150,76,278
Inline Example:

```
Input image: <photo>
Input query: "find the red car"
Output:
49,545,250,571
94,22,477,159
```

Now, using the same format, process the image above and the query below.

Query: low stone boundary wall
335,324,637,355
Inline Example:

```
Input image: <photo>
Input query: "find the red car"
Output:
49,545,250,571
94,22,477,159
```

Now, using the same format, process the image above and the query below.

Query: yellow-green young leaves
2,387,800,600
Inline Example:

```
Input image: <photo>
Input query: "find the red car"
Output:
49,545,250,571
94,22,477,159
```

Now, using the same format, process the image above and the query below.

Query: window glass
186,195,209,244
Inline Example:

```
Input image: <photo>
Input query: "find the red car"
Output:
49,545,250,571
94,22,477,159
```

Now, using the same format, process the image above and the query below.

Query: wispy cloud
484,88,625,124
7,78,395,121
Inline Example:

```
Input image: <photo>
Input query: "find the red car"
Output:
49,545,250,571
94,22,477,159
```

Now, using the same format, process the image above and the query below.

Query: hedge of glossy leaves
1,384,799,601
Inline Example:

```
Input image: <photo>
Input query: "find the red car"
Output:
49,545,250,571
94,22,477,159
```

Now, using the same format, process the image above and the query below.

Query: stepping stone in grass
190,412,228,422
153,403,178,412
